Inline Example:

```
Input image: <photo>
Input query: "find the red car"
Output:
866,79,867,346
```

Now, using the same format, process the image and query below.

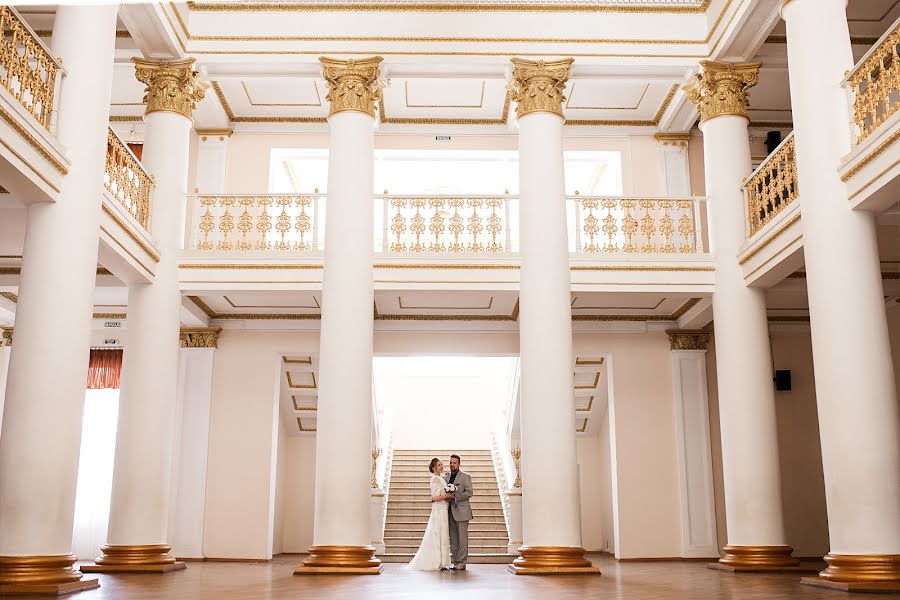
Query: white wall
577,435,604,551
272,417,287,555
597,410,616,553
283,436,316,553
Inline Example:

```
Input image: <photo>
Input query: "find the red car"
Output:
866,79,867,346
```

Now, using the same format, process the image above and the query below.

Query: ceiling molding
186,0,713,14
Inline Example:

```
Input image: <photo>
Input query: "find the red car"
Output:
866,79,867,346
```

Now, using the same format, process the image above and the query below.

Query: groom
444,454,474,570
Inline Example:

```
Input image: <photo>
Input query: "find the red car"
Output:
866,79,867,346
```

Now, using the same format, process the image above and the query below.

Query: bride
407,457,453,571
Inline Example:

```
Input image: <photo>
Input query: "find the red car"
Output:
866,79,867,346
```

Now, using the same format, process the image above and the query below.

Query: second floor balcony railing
0,5,64,131
744,132,798,237
844,16,900,145
187,192,707,256
105,128,153,231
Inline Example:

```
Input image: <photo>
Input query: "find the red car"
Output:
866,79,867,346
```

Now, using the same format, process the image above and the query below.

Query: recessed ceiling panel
241,79,322,107
404,79,485,109
566,81,649,110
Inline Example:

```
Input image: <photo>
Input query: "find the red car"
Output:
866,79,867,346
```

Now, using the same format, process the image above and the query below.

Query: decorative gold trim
404,80,485,108
93,313,127,319
0,104,68,175
666,328,709,350
576,396,594,412
749,121,793,129
83,544,185,573
0,554,97,593
575,358,604,365
283,356,313,364
1,326,12,346
654,132,692,148
101,203,161,262
570,265,714,271
292,395,317,411
109,115,143,122
295,546,382,574
195,127,234,137
99,224,155,276
738,213,801,266
188,0,711,12
566,82,649,110
287,371,317,389
296,417,317,432
766,34,880,46
574,372,601,389
683,60,760,124
508,546,600,575
511,447,521,487
565,84,679,127
0,291,16,303
397,295,493,310
180,327,222,348
320,56,384,118
841,129,900,183
577,418,588,432
509,57,573,119
133,57,210,120
242,80,322,107
373,263,518,270
180,263,323,269
380,89,511,125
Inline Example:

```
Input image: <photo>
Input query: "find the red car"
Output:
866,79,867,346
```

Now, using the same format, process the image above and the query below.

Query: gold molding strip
576,396,594,412
297,417,317,432
286,371,317,389
380,89,511,125
283,356,313,364
0,104,67,175
101,203,161,262
738,213,802,266
186,0,712,13
109,115,143,123
180,263,323,269
565,84,678,127
841,129,900,183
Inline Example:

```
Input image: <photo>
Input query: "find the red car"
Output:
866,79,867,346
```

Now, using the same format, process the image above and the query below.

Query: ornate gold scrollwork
508,57,574,119
682,60,761,124
665,329,710,351
319,56,384,118
132,57,210,120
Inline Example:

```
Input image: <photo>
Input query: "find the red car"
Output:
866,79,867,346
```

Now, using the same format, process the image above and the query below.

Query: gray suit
444,469,474,566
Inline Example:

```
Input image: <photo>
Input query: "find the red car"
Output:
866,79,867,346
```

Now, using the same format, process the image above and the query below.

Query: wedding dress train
407,474,451,571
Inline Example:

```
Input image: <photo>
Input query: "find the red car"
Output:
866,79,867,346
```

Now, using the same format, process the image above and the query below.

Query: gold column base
507,546,601,575
708,544,815,573
80,544,186,573
801,554,900,593
294,545,383,575
0,554,99,596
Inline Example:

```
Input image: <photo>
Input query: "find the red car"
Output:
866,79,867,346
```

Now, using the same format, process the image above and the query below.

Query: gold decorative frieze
744,133,798,237
1,327,12,346
319,56,384,118
132,57,210,120
654,132,691,149
179,327,222,348
682,60,761,124
509,58,574,119
666,329,709,351
845,22,900,145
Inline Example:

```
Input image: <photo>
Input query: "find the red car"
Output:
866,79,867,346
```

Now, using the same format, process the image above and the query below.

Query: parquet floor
62,554,895,599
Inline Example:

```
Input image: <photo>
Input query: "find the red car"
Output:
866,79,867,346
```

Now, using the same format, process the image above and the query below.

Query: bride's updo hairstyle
428,457,440,473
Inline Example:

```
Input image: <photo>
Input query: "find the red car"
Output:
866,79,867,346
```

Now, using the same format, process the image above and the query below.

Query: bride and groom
408,454,473,571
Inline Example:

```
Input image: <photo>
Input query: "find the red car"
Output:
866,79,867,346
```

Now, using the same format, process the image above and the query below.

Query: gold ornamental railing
105,128,153,230
743,133,798,237
570,195,704,254
190,193,324,251
0,6,64,131
378,194,516,253
844,17,900,145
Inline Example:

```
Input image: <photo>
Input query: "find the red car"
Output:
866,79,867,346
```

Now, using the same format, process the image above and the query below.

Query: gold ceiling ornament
179,327,222,348
665,329,710,351
682,60,761,124
319,56,384,118
508,57,574,119
1,326,12,346
654,132,692,149
132,57,210,120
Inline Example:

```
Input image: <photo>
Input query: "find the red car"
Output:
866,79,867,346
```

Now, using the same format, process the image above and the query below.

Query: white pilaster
369,491,386,554
655,135,692,196
0,6,116,592
194,131,229,194
783,0,900,584
667,331,718,558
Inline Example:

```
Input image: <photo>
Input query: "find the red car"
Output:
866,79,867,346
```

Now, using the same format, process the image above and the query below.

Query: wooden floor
64,554,886,599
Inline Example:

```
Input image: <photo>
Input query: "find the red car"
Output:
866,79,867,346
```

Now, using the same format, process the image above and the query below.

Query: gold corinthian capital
319,56,384,118
132,57,210,120
682,60,761,124
509,58,574,120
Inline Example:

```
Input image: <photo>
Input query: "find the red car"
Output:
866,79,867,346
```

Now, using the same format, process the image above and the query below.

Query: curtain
86,349,122,390
71,389,120,560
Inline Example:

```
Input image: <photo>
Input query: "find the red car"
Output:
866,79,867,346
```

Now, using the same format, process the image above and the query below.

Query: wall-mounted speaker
774,369,792,391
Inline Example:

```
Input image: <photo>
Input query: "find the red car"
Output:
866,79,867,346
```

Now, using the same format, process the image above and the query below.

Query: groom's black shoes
453,564,466,570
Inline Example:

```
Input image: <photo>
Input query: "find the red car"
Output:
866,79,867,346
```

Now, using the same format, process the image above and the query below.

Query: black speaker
765,131,783,154
774,370,792,391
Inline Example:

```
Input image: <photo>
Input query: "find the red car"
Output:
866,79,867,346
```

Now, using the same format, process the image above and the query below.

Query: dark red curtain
86,349,123,390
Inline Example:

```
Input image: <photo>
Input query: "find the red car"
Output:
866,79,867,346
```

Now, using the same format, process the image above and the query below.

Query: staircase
382,449,513,563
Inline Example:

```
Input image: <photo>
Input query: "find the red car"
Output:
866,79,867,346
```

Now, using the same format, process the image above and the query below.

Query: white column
84,59,207,573
295,56,382,575
666,330,718,558
684,62,799,570
0,6,116,593
508,58,598,575
168,333,218,559
783,0,900,588
655,134,692,196
0,332,11,437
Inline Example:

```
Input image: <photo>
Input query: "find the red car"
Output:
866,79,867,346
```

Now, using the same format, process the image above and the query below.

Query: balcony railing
569,195,705,253
844,17,900,145
105,128,153,231
190,193,324,251
378,194,515,253
744,133,798,237
0,5,64,131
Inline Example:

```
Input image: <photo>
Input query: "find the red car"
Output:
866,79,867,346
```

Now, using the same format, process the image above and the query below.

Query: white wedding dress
407,474,451,571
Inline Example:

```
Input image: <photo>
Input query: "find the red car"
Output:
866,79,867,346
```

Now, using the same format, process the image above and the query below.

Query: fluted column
295,56,383,575
781,0,900,591
684,62,801,572
83,58,207,574
507,58,598,576
0,6,117,594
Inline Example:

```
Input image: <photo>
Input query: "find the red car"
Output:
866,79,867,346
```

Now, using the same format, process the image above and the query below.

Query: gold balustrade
845,19,900,144
574,195,703,254
105,128,153,230
192,194,323,251
743,133,798,237
383,195,511,253
0,6,64,130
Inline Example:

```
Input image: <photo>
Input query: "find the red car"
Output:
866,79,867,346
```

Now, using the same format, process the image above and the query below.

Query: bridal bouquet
445,482,458,507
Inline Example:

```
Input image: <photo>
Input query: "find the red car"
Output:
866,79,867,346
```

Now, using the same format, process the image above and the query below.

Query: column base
0,554,99,596
81,544,185,574
507,546,601,575
294,545,383,575
708,545,812,572
800,554,900,593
